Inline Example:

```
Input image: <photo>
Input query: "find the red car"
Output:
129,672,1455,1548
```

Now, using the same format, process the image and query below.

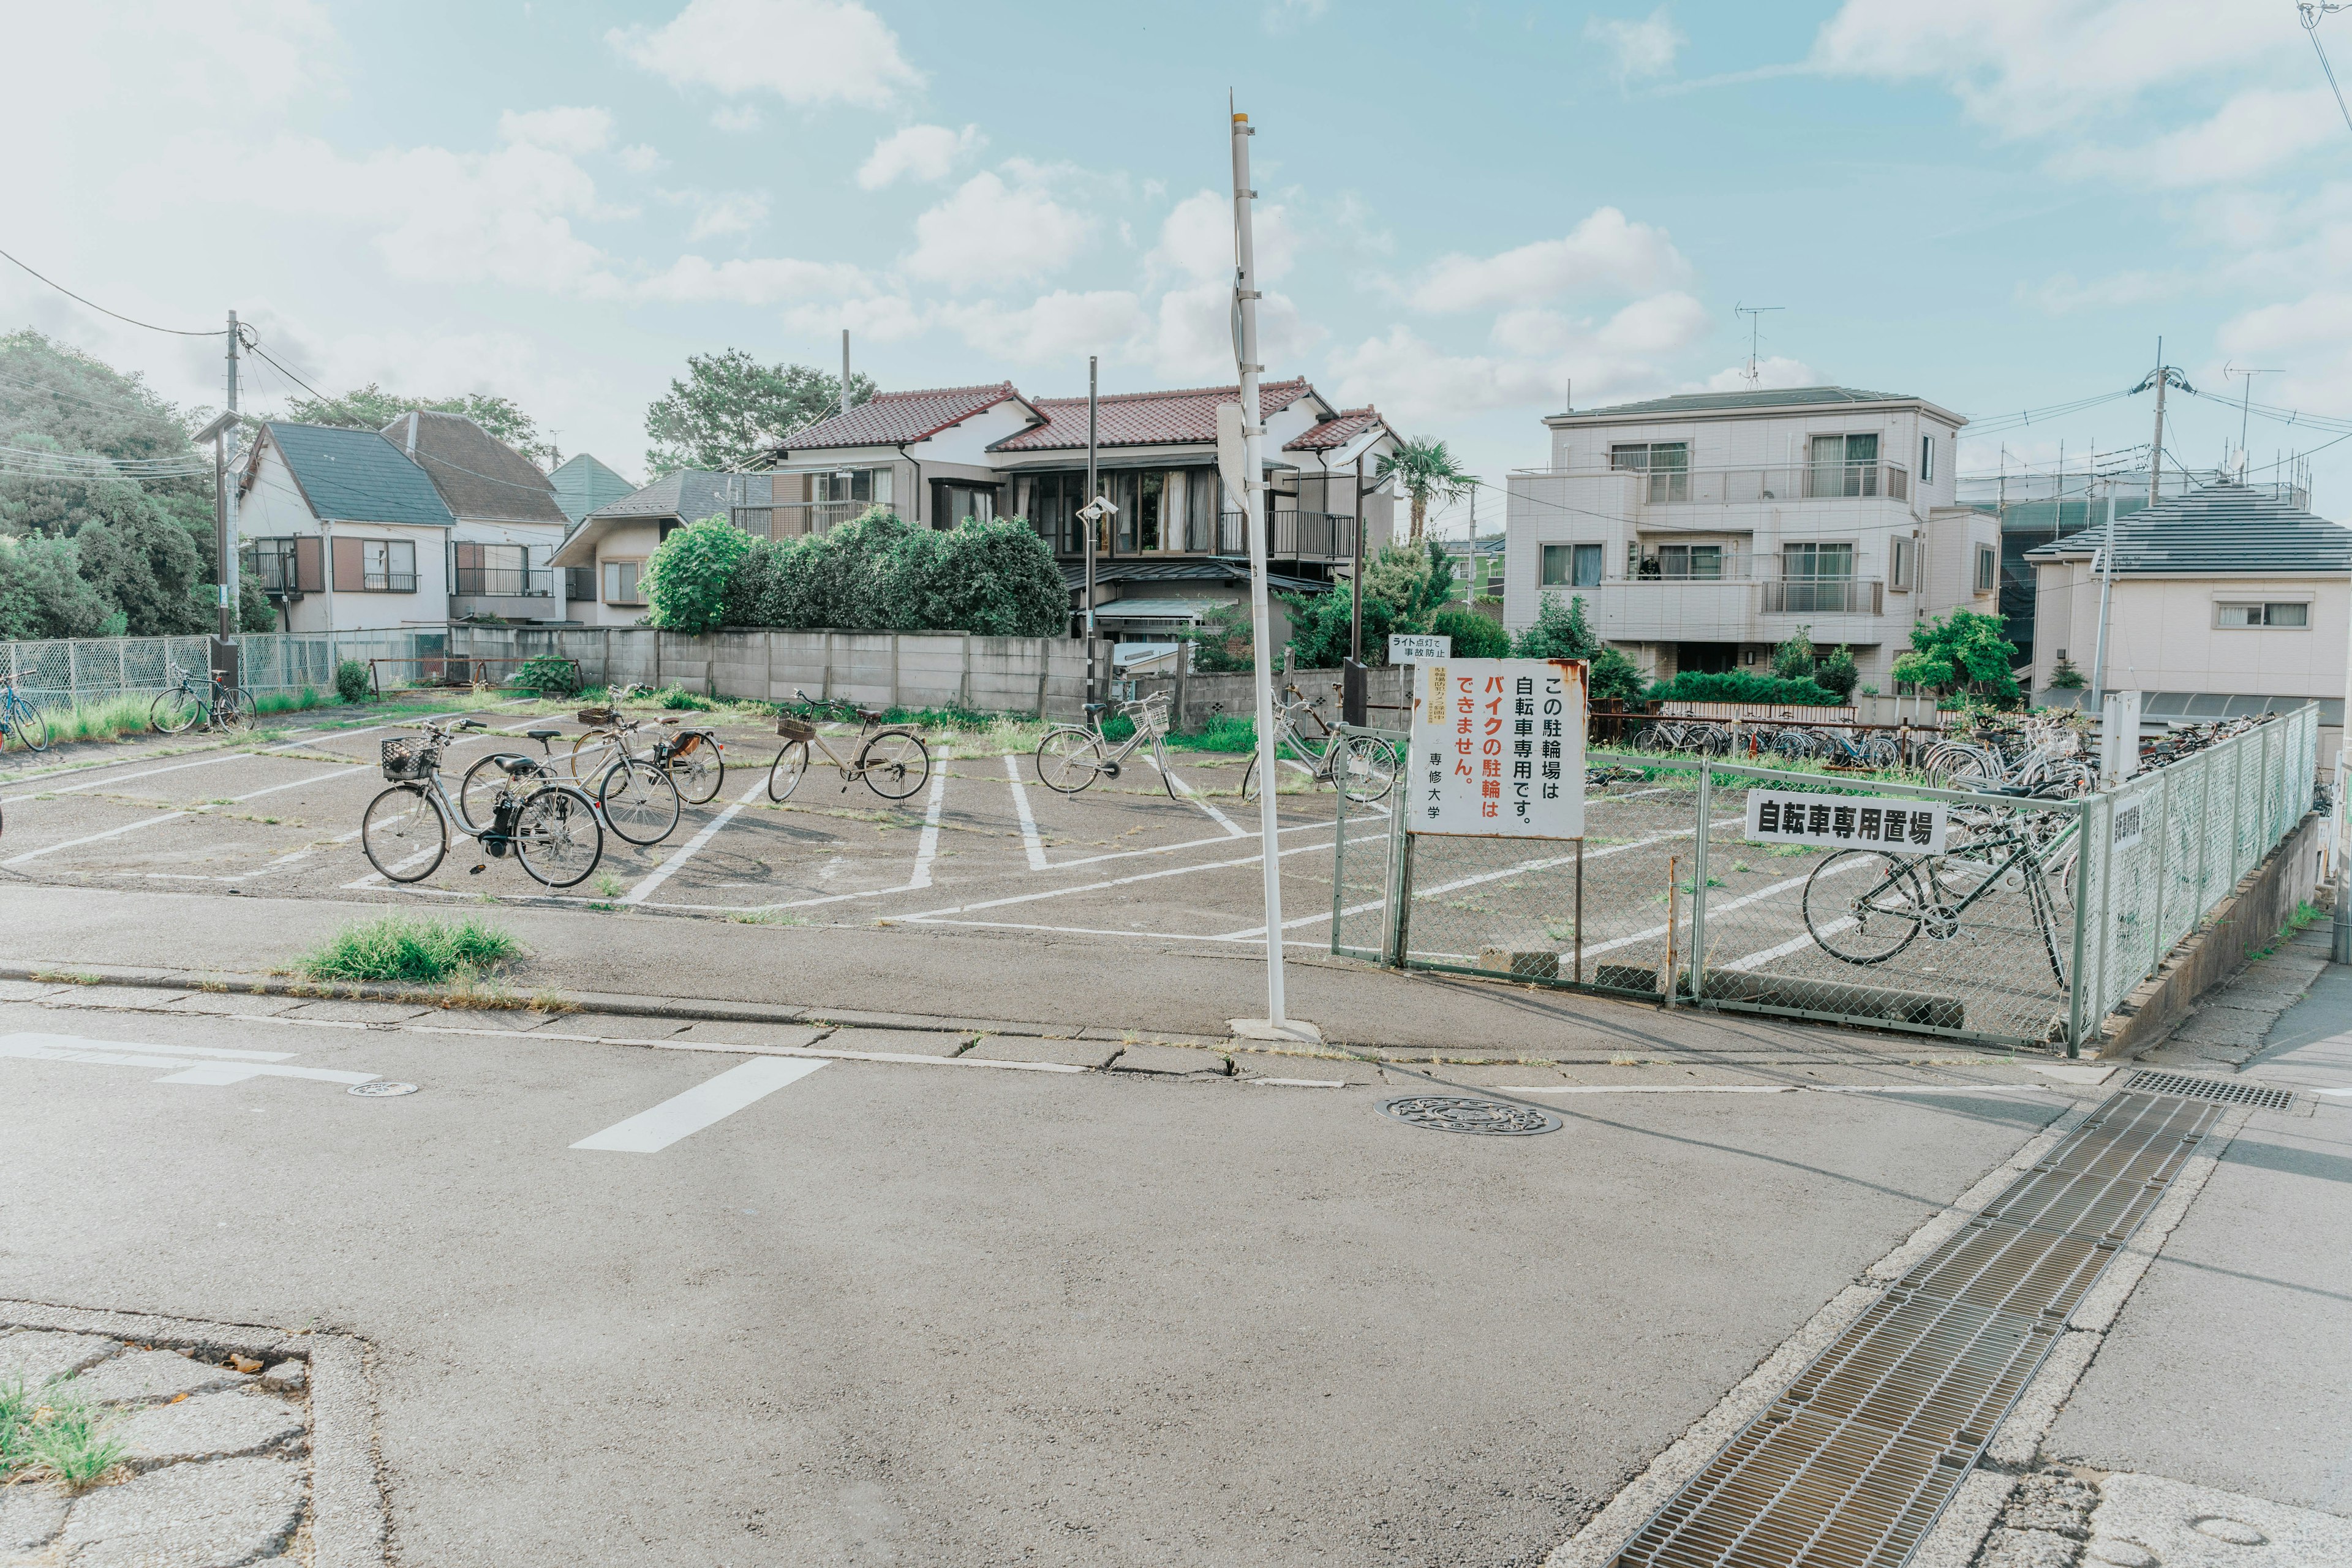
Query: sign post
1387,633,1450,664
1407,658,1588,838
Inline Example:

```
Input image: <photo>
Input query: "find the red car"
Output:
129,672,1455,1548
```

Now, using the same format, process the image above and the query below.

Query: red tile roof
780,382,1025,450
989,377,1319,452
1284,406,1387,453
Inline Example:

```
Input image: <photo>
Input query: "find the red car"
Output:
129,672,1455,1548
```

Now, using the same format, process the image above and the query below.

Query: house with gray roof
2025,481,2350,724
236,421,456,633
385,410,572,624
548,454,636,525
550,468,751,627
1501,383,1994,690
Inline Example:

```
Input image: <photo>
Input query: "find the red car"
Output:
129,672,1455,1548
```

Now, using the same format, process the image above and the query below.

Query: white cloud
1702,356,1819,393
1151,189,1299,284
617,143,668,174
783,294,931,343
1596,291,1711,355
1327,328,1572,423
496,106,613,155
2021,269,2185,314
1332,293,1706,424
938,291,1150,362
2058,88,2345,189
1145,282,1320,381
681,190,771,241
904,172,1095,287
858,124,983,189
710,104,763,133
1408,208,1690,311
1264,0,1329,33
1586,7,1686,85
635,254,872,304
609,0,922,109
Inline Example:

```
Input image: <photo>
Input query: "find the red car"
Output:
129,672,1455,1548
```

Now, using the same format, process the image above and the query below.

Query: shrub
1892,609,2021,705
657,684,715,710
643,515,752,633
1186,601,1256,673
2047,654,2085,690
1814,644,1860,701
334,658,369,704
1648,669,1841,707
1771,627,1817,682
1512,592,1599,660
301,915,519,984
1279,583,1409,668
912,517,1068,636
1589,647,1648,704
1431,607,1509,658
513,655,579,695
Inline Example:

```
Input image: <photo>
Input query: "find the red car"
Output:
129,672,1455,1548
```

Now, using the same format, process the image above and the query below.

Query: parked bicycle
459,705,683,847
148,659,253,736
1801,791,2079,984
362,717,603,888
766,690,932,802
1034,691,1178,797
1238,684,1398,804
559,700,717,812
0,675,51,753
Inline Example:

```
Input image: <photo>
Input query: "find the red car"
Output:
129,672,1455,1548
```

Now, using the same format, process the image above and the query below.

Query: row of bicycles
1631,716,1909,770
1029,684,1404,805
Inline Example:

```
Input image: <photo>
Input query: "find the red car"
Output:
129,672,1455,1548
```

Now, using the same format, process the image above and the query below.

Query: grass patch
1162,713,1256,753
1,1378,123,1488
655,684,717,711
253,686,328,716
301,914,520,984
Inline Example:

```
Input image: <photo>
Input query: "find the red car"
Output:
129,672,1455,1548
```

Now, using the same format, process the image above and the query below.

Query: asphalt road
0,1000,2073,1566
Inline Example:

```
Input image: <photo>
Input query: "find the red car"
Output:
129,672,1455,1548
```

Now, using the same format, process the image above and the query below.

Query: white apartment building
1502,386,1998,688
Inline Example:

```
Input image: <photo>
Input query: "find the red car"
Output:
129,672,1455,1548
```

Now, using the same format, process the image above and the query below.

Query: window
1974,544,1997,594
1920,432,1936,483
812,467,892,506
331,537,417,593
1782,542,1854,579
2217,601,2310,628
1780,543,1855,614
1890,537,1915,592
1540,543,1604,587
1656,544,1722,579
562,565,595,603
932,480,997,529
453,542,534,597
1807,433,1881,497
1610,441,1689,502
602,559,643,605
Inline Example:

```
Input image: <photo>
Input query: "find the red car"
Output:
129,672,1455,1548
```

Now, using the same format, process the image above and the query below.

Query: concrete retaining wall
1131,665,1415,733
2099,807,2328,1058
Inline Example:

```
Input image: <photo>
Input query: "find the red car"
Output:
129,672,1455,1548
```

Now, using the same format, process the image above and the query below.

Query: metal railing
0,630,453,707
733,500,870,538
1762,578,1883,614
1332,706,2318,1055
1511,462,1912,505
451,566,553,597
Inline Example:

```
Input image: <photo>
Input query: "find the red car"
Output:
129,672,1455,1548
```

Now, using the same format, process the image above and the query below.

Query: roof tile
258,423,456,529
2023,481,2352,575
780,383,1022,450
1284,406,1385,452
992,378,1317,452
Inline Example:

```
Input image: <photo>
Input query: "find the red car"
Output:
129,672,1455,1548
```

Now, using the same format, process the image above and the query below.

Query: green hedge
1647,669,1842,707
697,507,1066,636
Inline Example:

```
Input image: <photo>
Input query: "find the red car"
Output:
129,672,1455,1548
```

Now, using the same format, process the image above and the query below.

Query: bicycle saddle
855,707,884,724
1084,702,1109,715
499,755,543,777
524,728,561,742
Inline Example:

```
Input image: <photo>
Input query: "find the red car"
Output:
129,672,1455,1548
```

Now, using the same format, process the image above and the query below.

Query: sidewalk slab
964,1036,1119,1069
817,1027,976,1058
1106,1042,1230,1076
2092,1472,2352,1567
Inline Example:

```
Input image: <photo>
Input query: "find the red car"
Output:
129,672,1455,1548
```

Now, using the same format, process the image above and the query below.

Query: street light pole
1085,355,1099,700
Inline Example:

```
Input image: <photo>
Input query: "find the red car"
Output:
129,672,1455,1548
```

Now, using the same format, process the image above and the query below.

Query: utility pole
1464,486,1477,605
1085,355,1099,688
1349,451,1365,665
2089,483,2119,709
840,330,851,418
1734,304,1782,389
1231,101,1308,1041
2226,362,2279,478
2136,342,2193,507
221,312,241,641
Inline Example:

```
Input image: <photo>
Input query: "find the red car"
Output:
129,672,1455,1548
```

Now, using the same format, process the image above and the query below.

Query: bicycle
1238,683,1398,804
1801,796,2079,984
361,717,603,888
560,702,723,807
0,676,51,753
459,706,682,847
766,690,932,803
149,660,253,736
1034,691,1178,797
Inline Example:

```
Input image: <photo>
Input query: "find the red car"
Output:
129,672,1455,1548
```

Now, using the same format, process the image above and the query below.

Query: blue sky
7,0,2348,530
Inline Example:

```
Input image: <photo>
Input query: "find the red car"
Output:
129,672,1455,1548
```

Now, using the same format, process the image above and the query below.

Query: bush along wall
654,506,1067,638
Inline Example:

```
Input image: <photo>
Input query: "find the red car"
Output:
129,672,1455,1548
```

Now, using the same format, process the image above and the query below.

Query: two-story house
1502,386,1997,688
755,375,1399,643
238,421,456,633
550,469,744,628
387,411,572,624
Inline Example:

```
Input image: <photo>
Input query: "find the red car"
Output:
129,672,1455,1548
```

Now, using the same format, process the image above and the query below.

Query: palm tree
1374,437,1477,547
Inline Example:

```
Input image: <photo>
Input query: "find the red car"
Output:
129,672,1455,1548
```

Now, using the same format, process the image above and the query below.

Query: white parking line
3,766,356,869
620,775,769,907
895,829,1387,926
908,768,948,889
1494,1082,2048,1098
1144,753,1244,838
0,1032,378,1086
1577,853,1868,961
1722,919,1853,972
570,1056,829,1153
1003,755,1049,870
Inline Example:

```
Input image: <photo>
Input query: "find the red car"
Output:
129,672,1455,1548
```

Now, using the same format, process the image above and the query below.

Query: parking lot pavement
0,1000,2071,1566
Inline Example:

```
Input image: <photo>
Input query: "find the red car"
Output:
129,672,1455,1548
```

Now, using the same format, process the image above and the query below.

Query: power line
2301,2,2352,136
243,339,561,497
0,245,228,337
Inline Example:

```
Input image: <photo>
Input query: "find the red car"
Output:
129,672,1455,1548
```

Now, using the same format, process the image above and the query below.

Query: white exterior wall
2031,562,2350,700
238,446,449,633
568,519,665,628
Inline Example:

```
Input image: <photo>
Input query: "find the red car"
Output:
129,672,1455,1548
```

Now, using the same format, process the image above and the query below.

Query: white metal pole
1233,105,1297,1035
840,330,851,419
2089,489,2118,711
222,312,241,640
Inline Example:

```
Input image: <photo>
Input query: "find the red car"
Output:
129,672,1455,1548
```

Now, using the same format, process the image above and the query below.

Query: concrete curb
0,1298,389,1568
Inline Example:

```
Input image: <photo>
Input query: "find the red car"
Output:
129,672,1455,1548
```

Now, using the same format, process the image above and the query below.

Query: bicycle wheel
597,757,680,845
1034,728,1106,794
1804,850,1925,965
858,729,930,802
150,687,198,736
513,785,603,888
12,698,49,753
666,731,723,805
213,687,254,732
459,753,545,836
567,733,608,780
361,784,447,883
1335,734,1398,804
766,741,811,802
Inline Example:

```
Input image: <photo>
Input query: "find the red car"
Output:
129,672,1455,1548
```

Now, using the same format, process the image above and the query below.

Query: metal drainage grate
1610,1090,2215,1568
1375,1095,1562,1136
2124,1069,2295,1112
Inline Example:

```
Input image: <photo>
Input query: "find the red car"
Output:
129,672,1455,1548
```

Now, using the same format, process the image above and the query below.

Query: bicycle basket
576,706,618,726
776,715,816,743
380,737,435,782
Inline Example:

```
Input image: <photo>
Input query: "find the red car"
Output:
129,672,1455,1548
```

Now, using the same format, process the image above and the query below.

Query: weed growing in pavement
301,915,519,984
723,910,807,925
1767,843,1813,858
529,989,576,1014
0,1376,34,1474
21,1385,123,1488
2247,901,2326,961
595,873,625,899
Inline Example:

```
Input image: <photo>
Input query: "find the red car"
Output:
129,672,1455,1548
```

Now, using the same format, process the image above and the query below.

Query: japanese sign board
1387,633,1450,663
1408,658,1586,839
2110,782,2154,853
1744,789,1948,856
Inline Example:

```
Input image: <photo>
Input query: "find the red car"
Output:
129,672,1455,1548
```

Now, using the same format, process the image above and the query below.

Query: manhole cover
348,1081,419,1098
1376,1095,1561,1136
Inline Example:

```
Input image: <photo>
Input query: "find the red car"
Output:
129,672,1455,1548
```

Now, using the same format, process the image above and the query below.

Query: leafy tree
907,518,1067,636
1650,669,1840,707
643,516,754,633
1589,647,1648,705
1891,610,2021,705
1372,437,1477,547
644,350,878,474
0,534,110,639
239,576,277,633
1186,602,1255,673
72,486,208,635
1770,626,1817,682
282,384,557,466
2046,654,2085,690
1814,644,1860,701
1431,607,1509,657
1279,581,1406,668
1512,592,1599,659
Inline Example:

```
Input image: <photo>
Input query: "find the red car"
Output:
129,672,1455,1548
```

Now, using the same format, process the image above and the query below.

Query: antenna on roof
1733,303,1783,390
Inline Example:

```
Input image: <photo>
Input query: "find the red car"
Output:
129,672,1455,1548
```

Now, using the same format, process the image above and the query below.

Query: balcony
733,500,872,538
1760,578,1884,615
1510,462,1912,507
1047,508,1359,564
451,565,552,598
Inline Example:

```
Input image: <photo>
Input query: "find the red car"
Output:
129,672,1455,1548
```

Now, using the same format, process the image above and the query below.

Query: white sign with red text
1408,658,1586,839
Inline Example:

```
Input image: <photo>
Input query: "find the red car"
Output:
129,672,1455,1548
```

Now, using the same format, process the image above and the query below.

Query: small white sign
1408,658,1586,839
2111,783,2154,853
1746,789,1948,855
1388,633,1451,663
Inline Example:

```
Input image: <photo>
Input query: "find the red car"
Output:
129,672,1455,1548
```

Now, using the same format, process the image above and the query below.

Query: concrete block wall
1131,664,1415,733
